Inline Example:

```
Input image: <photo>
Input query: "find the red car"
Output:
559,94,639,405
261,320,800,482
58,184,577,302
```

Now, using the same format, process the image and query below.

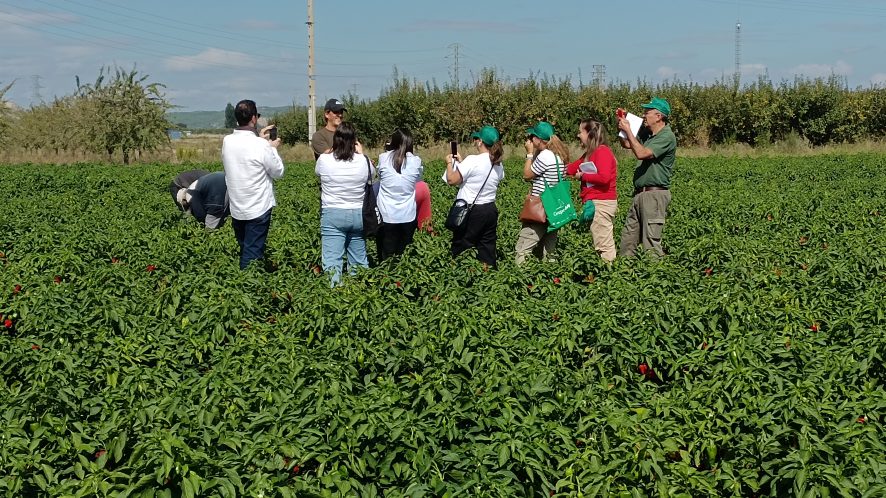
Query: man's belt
634,186,669,195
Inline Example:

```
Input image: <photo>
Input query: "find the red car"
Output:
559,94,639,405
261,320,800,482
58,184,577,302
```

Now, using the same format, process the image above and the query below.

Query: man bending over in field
171,170,230,229
616,97,677,258
222,99,285,269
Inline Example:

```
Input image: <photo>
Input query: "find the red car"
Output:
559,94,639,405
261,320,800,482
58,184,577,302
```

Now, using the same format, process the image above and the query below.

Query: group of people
169,96,677,282
171,99,284,269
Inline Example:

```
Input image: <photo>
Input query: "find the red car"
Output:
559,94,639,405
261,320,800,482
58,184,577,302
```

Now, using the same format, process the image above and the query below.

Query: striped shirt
530,149,565,196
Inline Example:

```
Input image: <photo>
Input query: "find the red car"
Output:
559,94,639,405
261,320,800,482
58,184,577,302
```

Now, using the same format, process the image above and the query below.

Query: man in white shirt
222,99,285,269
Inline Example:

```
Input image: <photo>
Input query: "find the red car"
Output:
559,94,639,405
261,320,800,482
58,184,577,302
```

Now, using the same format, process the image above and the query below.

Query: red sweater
565,145,617,201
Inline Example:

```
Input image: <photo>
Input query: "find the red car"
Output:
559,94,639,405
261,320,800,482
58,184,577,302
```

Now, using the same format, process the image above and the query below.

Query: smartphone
269,127,278,141
449,140,457,156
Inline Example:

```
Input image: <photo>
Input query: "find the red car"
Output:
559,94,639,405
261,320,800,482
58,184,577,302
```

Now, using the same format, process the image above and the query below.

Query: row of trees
273,71,886,149
0,67,171,164
3,68,885,164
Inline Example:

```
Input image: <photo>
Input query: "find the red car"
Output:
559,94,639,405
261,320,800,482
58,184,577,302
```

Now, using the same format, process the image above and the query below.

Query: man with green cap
616,97,677,258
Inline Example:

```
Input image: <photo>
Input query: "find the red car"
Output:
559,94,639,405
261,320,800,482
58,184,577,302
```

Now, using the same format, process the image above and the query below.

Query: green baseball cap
526,121,555,141
641,97,671,117
470,125,500,146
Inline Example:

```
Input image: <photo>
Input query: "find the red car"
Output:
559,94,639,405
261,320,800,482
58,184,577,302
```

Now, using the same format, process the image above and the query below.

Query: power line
699,0,886,17
1,13,306,78
6,1,307,68
81,0,309,50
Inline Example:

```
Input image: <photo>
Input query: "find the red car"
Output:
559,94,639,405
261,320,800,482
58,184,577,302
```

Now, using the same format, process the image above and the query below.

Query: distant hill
167,105,296,130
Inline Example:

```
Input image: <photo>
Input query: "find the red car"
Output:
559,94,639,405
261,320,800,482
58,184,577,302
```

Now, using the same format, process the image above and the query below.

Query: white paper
578,161,597,174
617,112,644,139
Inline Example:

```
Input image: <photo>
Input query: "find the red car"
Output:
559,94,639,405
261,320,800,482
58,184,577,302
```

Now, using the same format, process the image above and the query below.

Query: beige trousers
619,190,671,258
515,222,558,264
589,200,618,262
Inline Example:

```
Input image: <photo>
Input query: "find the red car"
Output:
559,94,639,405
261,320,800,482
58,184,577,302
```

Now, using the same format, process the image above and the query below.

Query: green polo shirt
632,125,677,188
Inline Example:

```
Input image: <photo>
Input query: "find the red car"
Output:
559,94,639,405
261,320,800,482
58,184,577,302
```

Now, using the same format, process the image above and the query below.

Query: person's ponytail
487,141,504,165
546,135,571,164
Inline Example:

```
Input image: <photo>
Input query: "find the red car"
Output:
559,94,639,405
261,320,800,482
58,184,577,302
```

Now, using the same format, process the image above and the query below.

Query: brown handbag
519,194,547,224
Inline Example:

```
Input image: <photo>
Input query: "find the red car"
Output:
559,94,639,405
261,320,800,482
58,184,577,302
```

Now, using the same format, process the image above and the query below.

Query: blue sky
2,0,885,111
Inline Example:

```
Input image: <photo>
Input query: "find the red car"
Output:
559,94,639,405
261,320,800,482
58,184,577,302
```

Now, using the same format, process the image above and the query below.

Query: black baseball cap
324,99,346,113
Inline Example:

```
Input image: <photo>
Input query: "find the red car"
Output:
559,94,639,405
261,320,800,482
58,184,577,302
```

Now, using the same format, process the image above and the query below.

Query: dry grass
2,134,886,165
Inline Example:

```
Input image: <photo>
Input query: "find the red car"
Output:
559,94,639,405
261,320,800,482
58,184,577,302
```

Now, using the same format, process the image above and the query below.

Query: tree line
274,70,886,149
3,68,885,164
0,67,171,164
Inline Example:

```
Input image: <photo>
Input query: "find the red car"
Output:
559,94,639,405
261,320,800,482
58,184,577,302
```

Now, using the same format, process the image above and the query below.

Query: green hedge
276,71,886,148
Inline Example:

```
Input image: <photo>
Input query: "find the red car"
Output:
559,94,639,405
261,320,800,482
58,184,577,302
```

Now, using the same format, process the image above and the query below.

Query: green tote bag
540,158,578,232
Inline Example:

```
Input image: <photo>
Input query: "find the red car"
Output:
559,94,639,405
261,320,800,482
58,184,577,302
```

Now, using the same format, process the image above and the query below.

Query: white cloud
165,48,257,72
656,66,680,79
740,63,768,80
789,60,853,78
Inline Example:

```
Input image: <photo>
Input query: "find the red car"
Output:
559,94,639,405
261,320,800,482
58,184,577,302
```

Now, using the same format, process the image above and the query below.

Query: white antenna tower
734,20,741,89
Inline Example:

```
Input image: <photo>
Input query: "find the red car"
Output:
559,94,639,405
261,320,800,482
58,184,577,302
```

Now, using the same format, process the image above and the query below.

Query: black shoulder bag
445,162,494,231
362,156,382,237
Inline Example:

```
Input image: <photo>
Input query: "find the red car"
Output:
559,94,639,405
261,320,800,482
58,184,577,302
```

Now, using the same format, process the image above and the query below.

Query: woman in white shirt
444,126,505,267
376,129,423,261
315,122,371,285
515,121,571,264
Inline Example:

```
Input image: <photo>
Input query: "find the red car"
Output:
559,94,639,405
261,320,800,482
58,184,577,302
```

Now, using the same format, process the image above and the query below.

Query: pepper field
1,154,885,497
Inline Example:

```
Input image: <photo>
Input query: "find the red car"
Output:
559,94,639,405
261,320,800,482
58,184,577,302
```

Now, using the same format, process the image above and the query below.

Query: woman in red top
565,119,618,261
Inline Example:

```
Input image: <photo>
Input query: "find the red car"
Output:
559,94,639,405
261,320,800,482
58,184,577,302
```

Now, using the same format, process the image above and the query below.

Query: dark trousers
376,219,417,262
451,202,498,267
232,208,272,269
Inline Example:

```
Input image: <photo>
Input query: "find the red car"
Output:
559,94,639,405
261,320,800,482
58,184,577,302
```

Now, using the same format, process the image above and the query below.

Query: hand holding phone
269,126,278,141
449,140,458,156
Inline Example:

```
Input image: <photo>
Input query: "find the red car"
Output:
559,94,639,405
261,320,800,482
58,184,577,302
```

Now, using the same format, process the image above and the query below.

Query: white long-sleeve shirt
376,151,423,224
222,129,285,220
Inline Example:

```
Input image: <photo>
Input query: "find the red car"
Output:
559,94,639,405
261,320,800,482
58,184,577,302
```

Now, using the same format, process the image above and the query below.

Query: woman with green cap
516,121,571,264
444,125,505,267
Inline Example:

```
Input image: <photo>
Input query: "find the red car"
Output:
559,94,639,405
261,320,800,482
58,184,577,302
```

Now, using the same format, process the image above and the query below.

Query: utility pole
447,43,461,87
307,0,316,139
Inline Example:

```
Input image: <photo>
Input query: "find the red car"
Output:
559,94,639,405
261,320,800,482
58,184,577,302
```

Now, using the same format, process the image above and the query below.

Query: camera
268,127,278,141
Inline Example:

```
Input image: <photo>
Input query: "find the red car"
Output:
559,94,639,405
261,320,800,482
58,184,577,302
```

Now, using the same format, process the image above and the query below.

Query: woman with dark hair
375,128,423,261
315,122,371,284
444,125,505,267
516,121,571,264
566,119,618,261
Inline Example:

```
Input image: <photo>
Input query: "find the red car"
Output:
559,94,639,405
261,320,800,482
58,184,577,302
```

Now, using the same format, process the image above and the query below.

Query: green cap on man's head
525,121,555,141
471,125,500,146
641,97,671,117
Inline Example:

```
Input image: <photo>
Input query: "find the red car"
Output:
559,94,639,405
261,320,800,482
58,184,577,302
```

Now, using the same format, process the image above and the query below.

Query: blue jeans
321,207,368,284
232,208,272,269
